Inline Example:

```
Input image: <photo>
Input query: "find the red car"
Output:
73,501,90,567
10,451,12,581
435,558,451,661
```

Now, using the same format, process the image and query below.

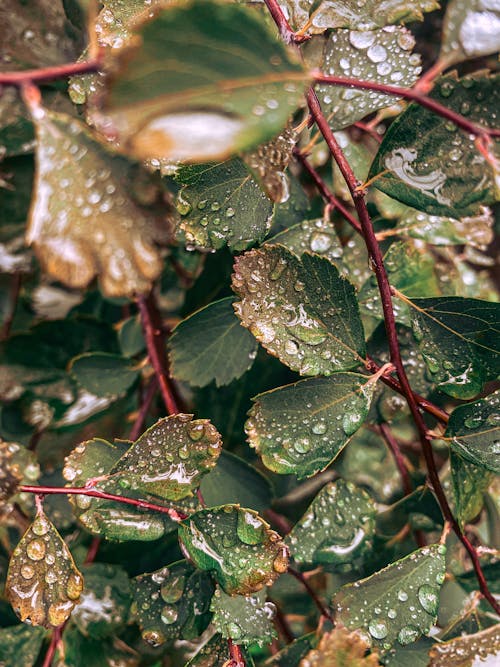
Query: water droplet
26,538,46,561
161,574,185,603
397,590,408,602
294,438,311,453
311,422,327,435
310,232,332,253
21,564,35,579
367,44,387,63
368,620,388,639
188,423,204,441
418,584,439,614
349,31,376,49
397,625,419,645
32,514,50,536
161,604,178,625
284,339,299,355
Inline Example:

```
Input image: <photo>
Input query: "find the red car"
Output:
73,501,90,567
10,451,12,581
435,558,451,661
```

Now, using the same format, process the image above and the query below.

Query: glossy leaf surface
440,0,500,65
334,545,446,651
246,374,375,478
211,587,276,647
450,451,492,527
369,72,500,218
232,246,366,376
267,218,344,265
178,505,288,595
286,479,376,564
100,0,306,162
69,352,139,397
6,508,84,627
445,390,500,473
169,297,258,388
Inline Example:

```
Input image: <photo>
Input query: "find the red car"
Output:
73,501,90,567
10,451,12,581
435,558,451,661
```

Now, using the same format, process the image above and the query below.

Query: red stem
227,638,246,667
264,0,500,617
19,485,188,521
313,74,500,139
287,567,334,622
137,292,180,416
0,59,102,86
41,625,62,667
378,422,413,496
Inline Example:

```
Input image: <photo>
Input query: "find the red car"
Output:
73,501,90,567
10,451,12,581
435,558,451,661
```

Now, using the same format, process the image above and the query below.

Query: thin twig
287,567,334,622
41,625,62,667
137,292,180,416
19,485,187,521
0,58,102,86
378,422,413,496
227,638,246,667
313,74,500,139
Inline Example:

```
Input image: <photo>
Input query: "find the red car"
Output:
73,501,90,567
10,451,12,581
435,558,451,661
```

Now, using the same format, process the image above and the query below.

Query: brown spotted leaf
6,507,84,627
428,623,500,666
26,107,172,297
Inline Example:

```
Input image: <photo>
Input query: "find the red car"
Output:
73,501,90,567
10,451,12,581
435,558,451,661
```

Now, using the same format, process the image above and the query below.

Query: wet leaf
106,415,222,501
440,0,500,65
232,246,366,376
304,27,421,130
333,545,446,652
406,296,500,399
6,506,84,627
27,107,172,297
279,0,439,33
131,560,214,646
388,206,494,248
63,434,197,541
69,352,139,398
169,297,258,388
72,563,131,639
185,633,231,667
299,626,381,666
211,586,276,647
175,159,273,251
0,439,25,504
178,504,289,595
383,637,434,667
117,315,145,358
200,450,273,513
59,624,139,667
243,126,297,203
246,374,375,478
286,479,376,565
369,72,500,218
428,623,500,666
444,389,500,474
267,218,344,265
358,241,441,328
0,0,80,71
267,633,318,667
450,451,493,527
98,0,306,162
0,624,46,667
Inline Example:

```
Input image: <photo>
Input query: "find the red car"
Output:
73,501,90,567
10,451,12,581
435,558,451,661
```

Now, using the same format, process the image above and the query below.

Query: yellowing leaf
6,507,84,627
300,626,381,667
27,107,172,297
429,624,500,666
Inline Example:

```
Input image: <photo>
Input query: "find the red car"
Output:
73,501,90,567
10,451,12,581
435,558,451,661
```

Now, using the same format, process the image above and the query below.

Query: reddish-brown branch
313,74,500,139
137,292,181,416
378,422,413,496
263,0,500,617
227,638,246,667
41,625,62,667
19,485,188,521
128,377,159,441
0,58,102,86
287,567,334,622
262,0,309,44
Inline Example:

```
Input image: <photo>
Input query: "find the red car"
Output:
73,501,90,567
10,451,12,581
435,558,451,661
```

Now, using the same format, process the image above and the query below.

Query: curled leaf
6,507,84,627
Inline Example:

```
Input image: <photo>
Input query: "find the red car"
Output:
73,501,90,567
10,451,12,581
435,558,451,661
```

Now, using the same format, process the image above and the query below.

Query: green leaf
117,315,145,358
131,560,214,646
211,587,276,647
333,544,446,652
445,390,500,474
0,625,46,667
200,450,273,513
72,563,131,639
368,72,500,218
450,451,493,527
358,241,441,328
63,433,197,541
267,218,344,265
59,624,139,667
406,296,500,399
27,107,171,297
232,246,366,376
169,297,258,388
286,479,376,565
6,507,84,627
440,0,500,65
384,637,434,667
246,374,375,478
178,505,289,595
69,352,139,397
280,0,439,33
184,633,231,667
266,633,317,667
98,0,306,162
304,27,421,130
175,159,273,251
106,415,222,501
